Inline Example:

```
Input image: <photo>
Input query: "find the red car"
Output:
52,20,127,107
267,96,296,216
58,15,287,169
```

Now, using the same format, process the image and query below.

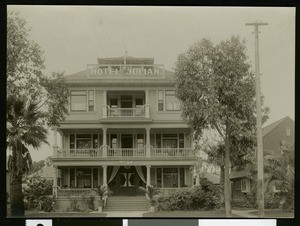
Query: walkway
104,211,147,217
231,209,257,218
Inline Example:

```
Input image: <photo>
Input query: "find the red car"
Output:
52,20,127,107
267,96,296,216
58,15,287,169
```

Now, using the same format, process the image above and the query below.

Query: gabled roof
262,116,293,137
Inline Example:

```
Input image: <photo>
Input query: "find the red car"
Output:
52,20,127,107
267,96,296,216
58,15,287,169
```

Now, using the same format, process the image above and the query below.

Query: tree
7,11,69,216
174,36,268,216
249,142,294,211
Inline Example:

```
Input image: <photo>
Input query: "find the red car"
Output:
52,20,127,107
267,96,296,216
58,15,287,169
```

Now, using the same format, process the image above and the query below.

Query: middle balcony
101,90,151,123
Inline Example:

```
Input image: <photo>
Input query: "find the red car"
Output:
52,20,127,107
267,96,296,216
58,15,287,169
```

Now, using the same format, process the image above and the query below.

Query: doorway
121,134,133,156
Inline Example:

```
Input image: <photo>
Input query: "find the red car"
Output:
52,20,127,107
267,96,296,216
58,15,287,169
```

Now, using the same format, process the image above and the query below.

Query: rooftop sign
87,64,165,79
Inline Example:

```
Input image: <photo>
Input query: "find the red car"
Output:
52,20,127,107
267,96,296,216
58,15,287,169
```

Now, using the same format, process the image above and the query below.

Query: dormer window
286,127,291,136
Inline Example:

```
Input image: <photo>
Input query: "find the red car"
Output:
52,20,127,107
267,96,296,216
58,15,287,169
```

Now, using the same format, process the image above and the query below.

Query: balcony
107,106,147,117
55,147,194,159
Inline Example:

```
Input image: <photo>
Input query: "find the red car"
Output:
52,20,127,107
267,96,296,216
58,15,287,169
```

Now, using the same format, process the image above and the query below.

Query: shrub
23,174,53,211
37,195,55,212
157,179,220,211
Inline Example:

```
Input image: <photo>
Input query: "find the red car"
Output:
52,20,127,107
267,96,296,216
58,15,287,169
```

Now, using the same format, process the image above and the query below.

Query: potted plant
144,185,160,212
94,185,112,212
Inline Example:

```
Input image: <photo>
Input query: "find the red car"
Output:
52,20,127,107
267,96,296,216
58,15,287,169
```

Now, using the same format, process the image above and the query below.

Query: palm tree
7,96,48,216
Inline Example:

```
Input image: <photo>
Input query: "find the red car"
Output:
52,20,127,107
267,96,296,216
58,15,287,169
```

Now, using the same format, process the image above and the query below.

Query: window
110,134,118,148
165,90,180,111
71,91,86,111
76,168,92,188
137,134,144,149
76,134,92,149
158,90,180,111
158,90,164,111
156,168,162,187
70,134,75,149
235,180,241,191
286,127,291,136
88,91,94,111
241,178,250,193
70,90,94,111
163,168,178,188
93,168,98,188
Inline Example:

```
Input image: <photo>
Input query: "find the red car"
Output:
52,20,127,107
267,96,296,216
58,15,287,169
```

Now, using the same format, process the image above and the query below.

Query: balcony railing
107,148,146,157
103,105,150,118
151,148,194,157
55,147,193,159
58,148,103,158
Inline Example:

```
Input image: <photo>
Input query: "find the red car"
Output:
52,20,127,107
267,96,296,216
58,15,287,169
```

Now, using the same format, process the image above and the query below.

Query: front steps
105,196,149,211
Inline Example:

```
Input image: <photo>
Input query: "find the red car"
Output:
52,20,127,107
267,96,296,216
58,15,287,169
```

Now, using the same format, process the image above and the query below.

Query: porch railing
159,187,190,195
107,148,146,157
151,148,194,157
107,106,146,117
58,148,103,158
57,188,97,197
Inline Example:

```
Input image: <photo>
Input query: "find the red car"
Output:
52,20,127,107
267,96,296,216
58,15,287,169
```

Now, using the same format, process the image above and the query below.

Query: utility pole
246,21,268,217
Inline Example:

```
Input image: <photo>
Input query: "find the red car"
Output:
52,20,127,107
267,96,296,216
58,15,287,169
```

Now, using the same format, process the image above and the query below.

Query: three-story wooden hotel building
51,56,197,210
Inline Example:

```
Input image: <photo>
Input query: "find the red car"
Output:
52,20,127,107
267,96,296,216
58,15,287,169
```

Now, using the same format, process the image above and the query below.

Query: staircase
105,196,149,211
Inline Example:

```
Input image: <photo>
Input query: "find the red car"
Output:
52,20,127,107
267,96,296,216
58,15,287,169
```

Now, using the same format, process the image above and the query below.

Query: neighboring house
50,56,198,210
230,116,294,201
27,166,55,182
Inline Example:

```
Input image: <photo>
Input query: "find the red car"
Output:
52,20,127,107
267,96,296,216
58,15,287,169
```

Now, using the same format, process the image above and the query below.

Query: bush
37,195,55,212
23,174,53,211
157,179,220,211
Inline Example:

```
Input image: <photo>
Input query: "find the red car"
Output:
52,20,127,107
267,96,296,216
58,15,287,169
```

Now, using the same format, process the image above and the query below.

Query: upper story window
70,90,94,112
286,127,291,136
158,90,180,111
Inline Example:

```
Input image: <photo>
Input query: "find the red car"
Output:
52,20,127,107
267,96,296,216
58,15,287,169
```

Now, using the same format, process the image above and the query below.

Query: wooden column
146,127,151,157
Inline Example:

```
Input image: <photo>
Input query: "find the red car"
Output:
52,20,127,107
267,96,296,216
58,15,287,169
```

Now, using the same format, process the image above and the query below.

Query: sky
7,6,295,162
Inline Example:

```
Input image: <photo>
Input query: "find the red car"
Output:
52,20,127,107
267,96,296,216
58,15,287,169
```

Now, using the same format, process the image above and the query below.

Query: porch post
52,126,58,158
146,165,151,186
53,165,58,197
145,90,150,118
102,90,107,118
102,128,107,157
103,165,107,186
146,127,151,157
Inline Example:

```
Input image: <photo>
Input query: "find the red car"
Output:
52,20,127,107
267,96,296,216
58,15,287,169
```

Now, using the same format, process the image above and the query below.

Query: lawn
251,209,294,218
7,210,107,217
143,210,227,217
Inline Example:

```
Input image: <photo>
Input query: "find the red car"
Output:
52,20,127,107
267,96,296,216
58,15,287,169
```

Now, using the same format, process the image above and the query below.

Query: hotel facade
51,56,198,210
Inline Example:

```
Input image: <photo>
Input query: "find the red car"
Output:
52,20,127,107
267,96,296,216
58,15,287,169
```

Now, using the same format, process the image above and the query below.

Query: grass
143,210,227,217
251,209,294,218
6,210,107,218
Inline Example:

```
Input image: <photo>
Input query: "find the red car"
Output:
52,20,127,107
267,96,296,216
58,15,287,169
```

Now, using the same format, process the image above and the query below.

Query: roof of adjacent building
201,172,220,184
262,116,292,137
230,116,294,179
28,166,54,180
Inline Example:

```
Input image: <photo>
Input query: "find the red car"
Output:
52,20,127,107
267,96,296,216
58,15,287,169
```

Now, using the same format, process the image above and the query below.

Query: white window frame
70,90,95,112
241,178,250,193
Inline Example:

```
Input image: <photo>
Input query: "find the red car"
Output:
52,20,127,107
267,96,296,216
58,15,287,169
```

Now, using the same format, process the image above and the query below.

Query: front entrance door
121,134,133,156
112,166,145,196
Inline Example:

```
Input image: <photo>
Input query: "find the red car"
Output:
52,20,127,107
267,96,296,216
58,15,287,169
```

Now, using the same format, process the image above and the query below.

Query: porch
52,165,196,198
